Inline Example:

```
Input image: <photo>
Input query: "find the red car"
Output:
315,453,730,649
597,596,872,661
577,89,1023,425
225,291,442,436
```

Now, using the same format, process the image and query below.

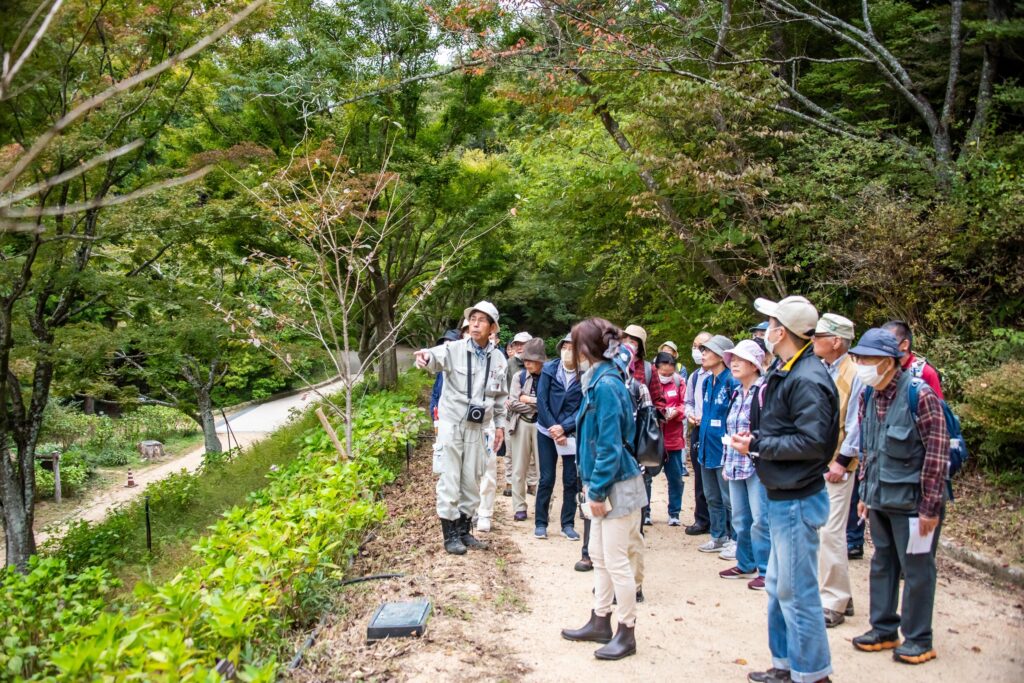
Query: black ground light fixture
366,599,432,643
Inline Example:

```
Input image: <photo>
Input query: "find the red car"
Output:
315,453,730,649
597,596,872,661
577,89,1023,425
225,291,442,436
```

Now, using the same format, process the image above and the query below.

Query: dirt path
299,452,1024,682
510,465,1024,682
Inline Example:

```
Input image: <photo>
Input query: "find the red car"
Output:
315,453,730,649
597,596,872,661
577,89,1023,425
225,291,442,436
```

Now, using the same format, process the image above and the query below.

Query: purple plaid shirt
858,368,949,518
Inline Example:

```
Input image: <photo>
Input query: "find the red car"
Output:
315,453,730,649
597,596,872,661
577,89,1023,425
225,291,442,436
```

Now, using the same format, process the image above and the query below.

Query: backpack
627,377,666,469
863,378,968,500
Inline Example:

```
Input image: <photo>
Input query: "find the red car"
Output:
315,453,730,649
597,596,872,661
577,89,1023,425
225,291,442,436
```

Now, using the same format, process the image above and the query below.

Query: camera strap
466,349,491,402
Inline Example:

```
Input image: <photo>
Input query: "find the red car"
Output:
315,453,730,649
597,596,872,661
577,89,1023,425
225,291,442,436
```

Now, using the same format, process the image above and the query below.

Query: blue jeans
766,489,832,682
700,464,733,542
536,433,577,530
664,449,686,518
729,473,770,575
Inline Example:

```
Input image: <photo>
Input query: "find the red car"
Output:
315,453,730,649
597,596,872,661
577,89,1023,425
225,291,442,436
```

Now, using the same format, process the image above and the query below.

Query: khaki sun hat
520,338,547,363
815,313,855,341
754,295,819,339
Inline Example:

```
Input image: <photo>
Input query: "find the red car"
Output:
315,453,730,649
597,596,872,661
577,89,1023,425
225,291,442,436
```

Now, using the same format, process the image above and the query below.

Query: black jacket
752,342,839,500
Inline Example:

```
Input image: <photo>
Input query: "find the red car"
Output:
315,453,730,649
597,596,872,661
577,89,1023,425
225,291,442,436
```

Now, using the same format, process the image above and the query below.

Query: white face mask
691,348,703,365
658,374,672,384
578,359,591,373
560,348,575,367
855,361,888,387
764,327,780,354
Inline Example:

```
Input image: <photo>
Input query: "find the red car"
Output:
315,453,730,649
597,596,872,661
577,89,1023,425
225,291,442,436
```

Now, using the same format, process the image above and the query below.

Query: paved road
15,347,417,557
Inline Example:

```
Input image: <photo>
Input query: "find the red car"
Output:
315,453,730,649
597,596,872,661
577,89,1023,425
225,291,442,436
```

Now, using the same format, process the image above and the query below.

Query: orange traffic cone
126,469,137,488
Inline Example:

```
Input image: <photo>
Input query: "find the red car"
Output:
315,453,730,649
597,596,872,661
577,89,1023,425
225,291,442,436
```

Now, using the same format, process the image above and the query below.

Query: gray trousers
435,422,488,521
868,508,942,647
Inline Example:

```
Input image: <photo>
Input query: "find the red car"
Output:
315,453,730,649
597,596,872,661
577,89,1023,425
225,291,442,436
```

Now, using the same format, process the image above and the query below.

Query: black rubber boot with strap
441,518,466,555
458,513,488,550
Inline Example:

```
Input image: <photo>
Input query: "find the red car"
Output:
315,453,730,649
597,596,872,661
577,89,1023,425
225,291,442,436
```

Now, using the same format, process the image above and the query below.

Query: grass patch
43,408,321,582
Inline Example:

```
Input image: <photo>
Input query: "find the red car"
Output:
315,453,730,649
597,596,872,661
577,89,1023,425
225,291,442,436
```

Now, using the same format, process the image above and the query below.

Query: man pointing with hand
415,301,508,555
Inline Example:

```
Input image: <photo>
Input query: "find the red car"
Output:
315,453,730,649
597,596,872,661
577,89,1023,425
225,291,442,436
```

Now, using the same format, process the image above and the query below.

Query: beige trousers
508,422,540,512
592,508,642,627
435,422,488,520
628,514,645,587
819,474,856,612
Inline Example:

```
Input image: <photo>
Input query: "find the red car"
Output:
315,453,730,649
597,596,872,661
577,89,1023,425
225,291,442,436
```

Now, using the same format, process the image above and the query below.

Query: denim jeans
663,449,686,518
700,464,733,542
535,432,578,530
689,429,710,527
766,489,832,683
729,473,770,575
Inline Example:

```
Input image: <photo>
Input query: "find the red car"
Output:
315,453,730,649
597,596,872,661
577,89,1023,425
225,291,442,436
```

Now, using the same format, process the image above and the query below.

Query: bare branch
0,0,268,195
0,139,145,207
2,166,212,220
0,0,65,101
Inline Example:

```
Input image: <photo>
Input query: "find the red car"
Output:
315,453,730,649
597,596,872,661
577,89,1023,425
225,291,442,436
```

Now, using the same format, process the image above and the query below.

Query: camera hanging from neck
466,349,491,402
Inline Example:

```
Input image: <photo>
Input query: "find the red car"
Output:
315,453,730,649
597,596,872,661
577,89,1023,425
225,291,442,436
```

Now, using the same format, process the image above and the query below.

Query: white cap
463,300,500,325
754,295,819,339
512,331,533,344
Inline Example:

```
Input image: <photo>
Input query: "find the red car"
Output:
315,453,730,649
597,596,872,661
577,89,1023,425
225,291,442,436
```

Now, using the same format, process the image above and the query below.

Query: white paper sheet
555,436,577,456
906,517,936,555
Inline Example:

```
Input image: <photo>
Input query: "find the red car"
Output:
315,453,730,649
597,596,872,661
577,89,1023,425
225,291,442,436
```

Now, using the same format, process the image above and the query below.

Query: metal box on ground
366,599,432,642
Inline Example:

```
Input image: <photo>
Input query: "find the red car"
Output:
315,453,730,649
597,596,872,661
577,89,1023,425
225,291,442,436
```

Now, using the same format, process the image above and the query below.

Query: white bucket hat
463,300,500,326
723,339,767,374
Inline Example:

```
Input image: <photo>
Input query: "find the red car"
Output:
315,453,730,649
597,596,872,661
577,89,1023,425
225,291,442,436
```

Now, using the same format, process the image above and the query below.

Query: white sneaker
719,540,737,561
698,538,727,553
476,517,491,533
668,516,681,527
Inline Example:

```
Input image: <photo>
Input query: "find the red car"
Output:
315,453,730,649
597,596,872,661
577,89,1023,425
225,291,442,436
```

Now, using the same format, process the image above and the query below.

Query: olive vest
860,371,926,514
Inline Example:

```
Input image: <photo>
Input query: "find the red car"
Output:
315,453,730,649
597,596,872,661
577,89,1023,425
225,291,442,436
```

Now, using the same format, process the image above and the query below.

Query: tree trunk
196,387,222,454
1,444,37,572
375,297,399,389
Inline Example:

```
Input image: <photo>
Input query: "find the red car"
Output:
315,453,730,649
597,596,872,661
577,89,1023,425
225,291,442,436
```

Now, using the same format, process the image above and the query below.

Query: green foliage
0,557,118,680
959,361,1024,474
40,404,199,472
5,374,427,681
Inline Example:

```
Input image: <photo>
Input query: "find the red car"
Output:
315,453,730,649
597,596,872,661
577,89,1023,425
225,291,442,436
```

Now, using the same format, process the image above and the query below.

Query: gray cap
556,333,573,351
700,334,735,358
511,331,533,343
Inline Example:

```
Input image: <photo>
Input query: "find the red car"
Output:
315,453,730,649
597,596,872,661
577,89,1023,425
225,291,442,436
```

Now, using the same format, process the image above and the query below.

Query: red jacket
658,374,686,450
903,353,944,400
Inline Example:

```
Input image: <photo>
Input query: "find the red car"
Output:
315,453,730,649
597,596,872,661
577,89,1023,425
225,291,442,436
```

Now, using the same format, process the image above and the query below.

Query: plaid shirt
858,368,949,518
723,379,763,481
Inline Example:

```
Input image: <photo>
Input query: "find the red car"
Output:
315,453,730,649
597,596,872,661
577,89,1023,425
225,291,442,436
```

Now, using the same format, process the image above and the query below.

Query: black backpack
627,377,666,468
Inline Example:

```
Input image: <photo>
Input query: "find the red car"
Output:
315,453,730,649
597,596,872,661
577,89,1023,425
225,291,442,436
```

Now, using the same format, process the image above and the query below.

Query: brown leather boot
594,622,636,660
561,611,612,643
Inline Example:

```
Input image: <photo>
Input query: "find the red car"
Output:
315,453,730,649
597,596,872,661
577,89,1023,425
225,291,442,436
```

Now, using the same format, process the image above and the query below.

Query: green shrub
959,360,1024,474
0,557,118,680
33,448,93,499
8,371,430,681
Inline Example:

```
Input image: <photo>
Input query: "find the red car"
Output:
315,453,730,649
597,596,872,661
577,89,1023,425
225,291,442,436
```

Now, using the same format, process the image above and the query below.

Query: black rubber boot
561,610,612,643
441,518,466,555
458,513,488,550
594,622,636,660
